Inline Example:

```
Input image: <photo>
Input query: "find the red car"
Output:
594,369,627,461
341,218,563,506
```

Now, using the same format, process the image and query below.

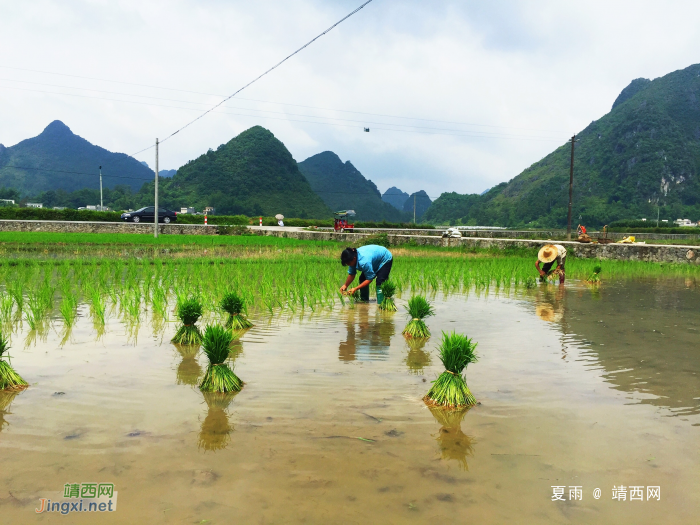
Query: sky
1,0,699,199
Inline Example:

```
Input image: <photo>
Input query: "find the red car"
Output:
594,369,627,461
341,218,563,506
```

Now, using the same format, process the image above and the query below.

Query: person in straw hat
536,244,567,284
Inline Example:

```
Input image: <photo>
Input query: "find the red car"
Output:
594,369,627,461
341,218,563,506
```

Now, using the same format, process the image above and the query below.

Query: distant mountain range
425,62,700,227
298,152,409,222
382,187,409,209
402,190,432,220
0,121,154,194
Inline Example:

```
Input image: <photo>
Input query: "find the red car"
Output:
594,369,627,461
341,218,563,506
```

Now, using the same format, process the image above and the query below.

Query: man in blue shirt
339,245,393,302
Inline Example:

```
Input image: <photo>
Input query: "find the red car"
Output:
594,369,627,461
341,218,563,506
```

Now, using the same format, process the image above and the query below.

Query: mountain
144,126,331,218
141,161,176,177
424,63,700,227
402,190,432,220
298,151,408,222
382,186,409,210
0,121,154,194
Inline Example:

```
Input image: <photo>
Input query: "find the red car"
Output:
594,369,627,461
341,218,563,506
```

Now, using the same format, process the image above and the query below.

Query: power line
154,0,375,149
0,85,564,143
0,75,566,133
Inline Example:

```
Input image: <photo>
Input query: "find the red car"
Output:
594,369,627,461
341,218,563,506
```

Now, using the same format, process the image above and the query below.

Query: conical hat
538,244,558,263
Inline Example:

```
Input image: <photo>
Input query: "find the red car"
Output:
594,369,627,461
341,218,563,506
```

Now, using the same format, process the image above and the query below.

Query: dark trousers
359,259,393,301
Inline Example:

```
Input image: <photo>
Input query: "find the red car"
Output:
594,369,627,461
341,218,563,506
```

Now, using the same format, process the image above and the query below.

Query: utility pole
99,165,103,212
413,194,416,224
566,135,576,241
154,138,159,238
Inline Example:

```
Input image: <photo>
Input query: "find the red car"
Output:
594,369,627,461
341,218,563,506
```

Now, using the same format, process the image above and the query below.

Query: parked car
121,207,177,223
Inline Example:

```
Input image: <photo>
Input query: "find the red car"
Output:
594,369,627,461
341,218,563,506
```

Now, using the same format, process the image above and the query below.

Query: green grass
0,231,337,248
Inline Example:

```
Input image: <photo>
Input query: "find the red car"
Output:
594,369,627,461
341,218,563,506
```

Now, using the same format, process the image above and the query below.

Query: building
674,219,697,227
204,207,216,215
180,207,196,214
26,202,43,208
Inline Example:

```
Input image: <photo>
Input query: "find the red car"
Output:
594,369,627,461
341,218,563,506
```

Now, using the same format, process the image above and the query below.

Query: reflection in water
535,286,565,323
428,406,475,470
0,389,21,433
529,280,700,418
338,306,394,362
198,392,236,452
404,338,431,374
174,344,202,386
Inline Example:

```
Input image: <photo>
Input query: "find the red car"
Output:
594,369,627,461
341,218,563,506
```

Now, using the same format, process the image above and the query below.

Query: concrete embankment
1,219,699,264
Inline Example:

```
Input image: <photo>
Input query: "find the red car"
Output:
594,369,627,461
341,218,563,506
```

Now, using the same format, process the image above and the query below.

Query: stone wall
1,219,698,264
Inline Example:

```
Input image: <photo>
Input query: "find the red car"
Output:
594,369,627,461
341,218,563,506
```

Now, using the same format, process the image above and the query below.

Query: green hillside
0,120,154,194
424,63,700,227
298,151,409,222
402,190,432,220
145,126,331,218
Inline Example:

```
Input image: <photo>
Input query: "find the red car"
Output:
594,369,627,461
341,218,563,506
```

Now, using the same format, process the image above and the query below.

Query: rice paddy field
1,236,699,523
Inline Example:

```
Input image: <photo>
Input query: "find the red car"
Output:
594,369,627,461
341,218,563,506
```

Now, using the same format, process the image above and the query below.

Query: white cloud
1,0,699,199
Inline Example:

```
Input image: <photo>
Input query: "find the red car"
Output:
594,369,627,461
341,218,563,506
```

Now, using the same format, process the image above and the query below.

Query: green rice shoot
171,297,204,345
424,331,478,408
402,295,434,338
220,291,253,330
0,333,28,391
378,280,397,311
199,324,243,393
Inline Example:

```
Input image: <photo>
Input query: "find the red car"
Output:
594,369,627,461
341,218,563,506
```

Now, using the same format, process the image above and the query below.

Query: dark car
121,207,177,223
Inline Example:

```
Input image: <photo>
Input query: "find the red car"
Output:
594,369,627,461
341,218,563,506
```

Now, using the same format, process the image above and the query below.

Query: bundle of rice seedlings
424,331,478,408
378,280,397,311
429,406,475,470
586,265,602,283
524,276,537,289
220,292,253,330
199,324,243,393
171,298,204,345
198,391,236,451
0,333,27,391
402,295,434,338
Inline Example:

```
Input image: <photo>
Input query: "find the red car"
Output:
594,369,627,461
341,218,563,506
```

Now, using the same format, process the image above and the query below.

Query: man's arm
535,260,545,277
349,278,373,294
340,273,356,292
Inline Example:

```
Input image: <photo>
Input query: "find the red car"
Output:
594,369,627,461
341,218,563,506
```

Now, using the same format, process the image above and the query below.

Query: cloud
1,0,699,199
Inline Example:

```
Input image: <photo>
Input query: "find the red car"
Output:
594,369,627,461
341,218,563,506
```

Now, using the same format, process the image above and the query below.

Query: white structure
180,207,195,214
0,198,15,205
26,202,43,208
674,219,696,227
204,206,216,215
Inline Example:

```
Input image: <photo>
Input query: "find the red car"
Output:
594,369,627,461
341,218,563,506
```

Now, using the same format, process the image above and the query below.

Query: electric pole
566,135,576,241
99,165,103,212
154,138,159,238
413,194,416,224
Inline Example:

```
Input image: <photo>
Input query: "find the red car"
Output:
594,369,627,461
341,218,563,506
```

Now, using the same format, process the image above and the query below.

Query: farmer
536,244,567,284
340,245,393,302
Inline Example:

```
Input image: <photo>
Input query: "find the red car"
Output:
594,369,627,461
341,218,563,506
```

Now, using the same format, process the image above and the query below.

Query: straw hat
538,244,558,263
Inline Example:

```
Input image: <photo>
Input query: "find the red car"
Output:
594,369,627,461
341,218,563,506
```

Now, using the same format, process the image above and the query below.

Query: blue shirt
348,245,392,280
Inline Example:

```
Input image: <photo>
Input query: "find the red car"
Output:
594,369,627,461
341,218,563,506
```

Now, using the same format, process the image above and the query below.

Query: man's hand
538,269,546,277
340,284,348,293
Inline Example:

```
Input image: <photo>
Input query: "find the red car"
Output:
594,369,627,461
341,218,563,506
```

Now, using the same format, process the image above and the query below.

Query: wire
0,85,564,143
155,0,375,148
0,75,565,133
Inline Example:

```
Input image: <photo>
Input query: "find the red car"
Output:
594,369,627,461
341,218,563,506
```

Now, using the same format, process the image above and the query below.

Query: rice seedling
199,324,243,393
586,265,602,284
0,389,21,432
378,280,397,311
172,297,204,344
89,287,106,326
0,333,27,391
220,292,253,330
402,295,434,338
424,331,478,408
0,295,14,324
524,276,537,289
429,405,475,470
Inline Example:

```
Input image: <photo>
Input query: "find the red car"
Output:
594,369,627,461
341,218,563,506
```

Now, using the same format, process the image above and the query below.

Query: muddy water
1,280,699,523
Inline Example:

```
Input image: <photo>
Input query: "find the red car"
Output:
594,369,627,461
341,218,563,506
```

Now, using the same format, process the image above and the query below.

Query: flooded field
1,278,699,523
